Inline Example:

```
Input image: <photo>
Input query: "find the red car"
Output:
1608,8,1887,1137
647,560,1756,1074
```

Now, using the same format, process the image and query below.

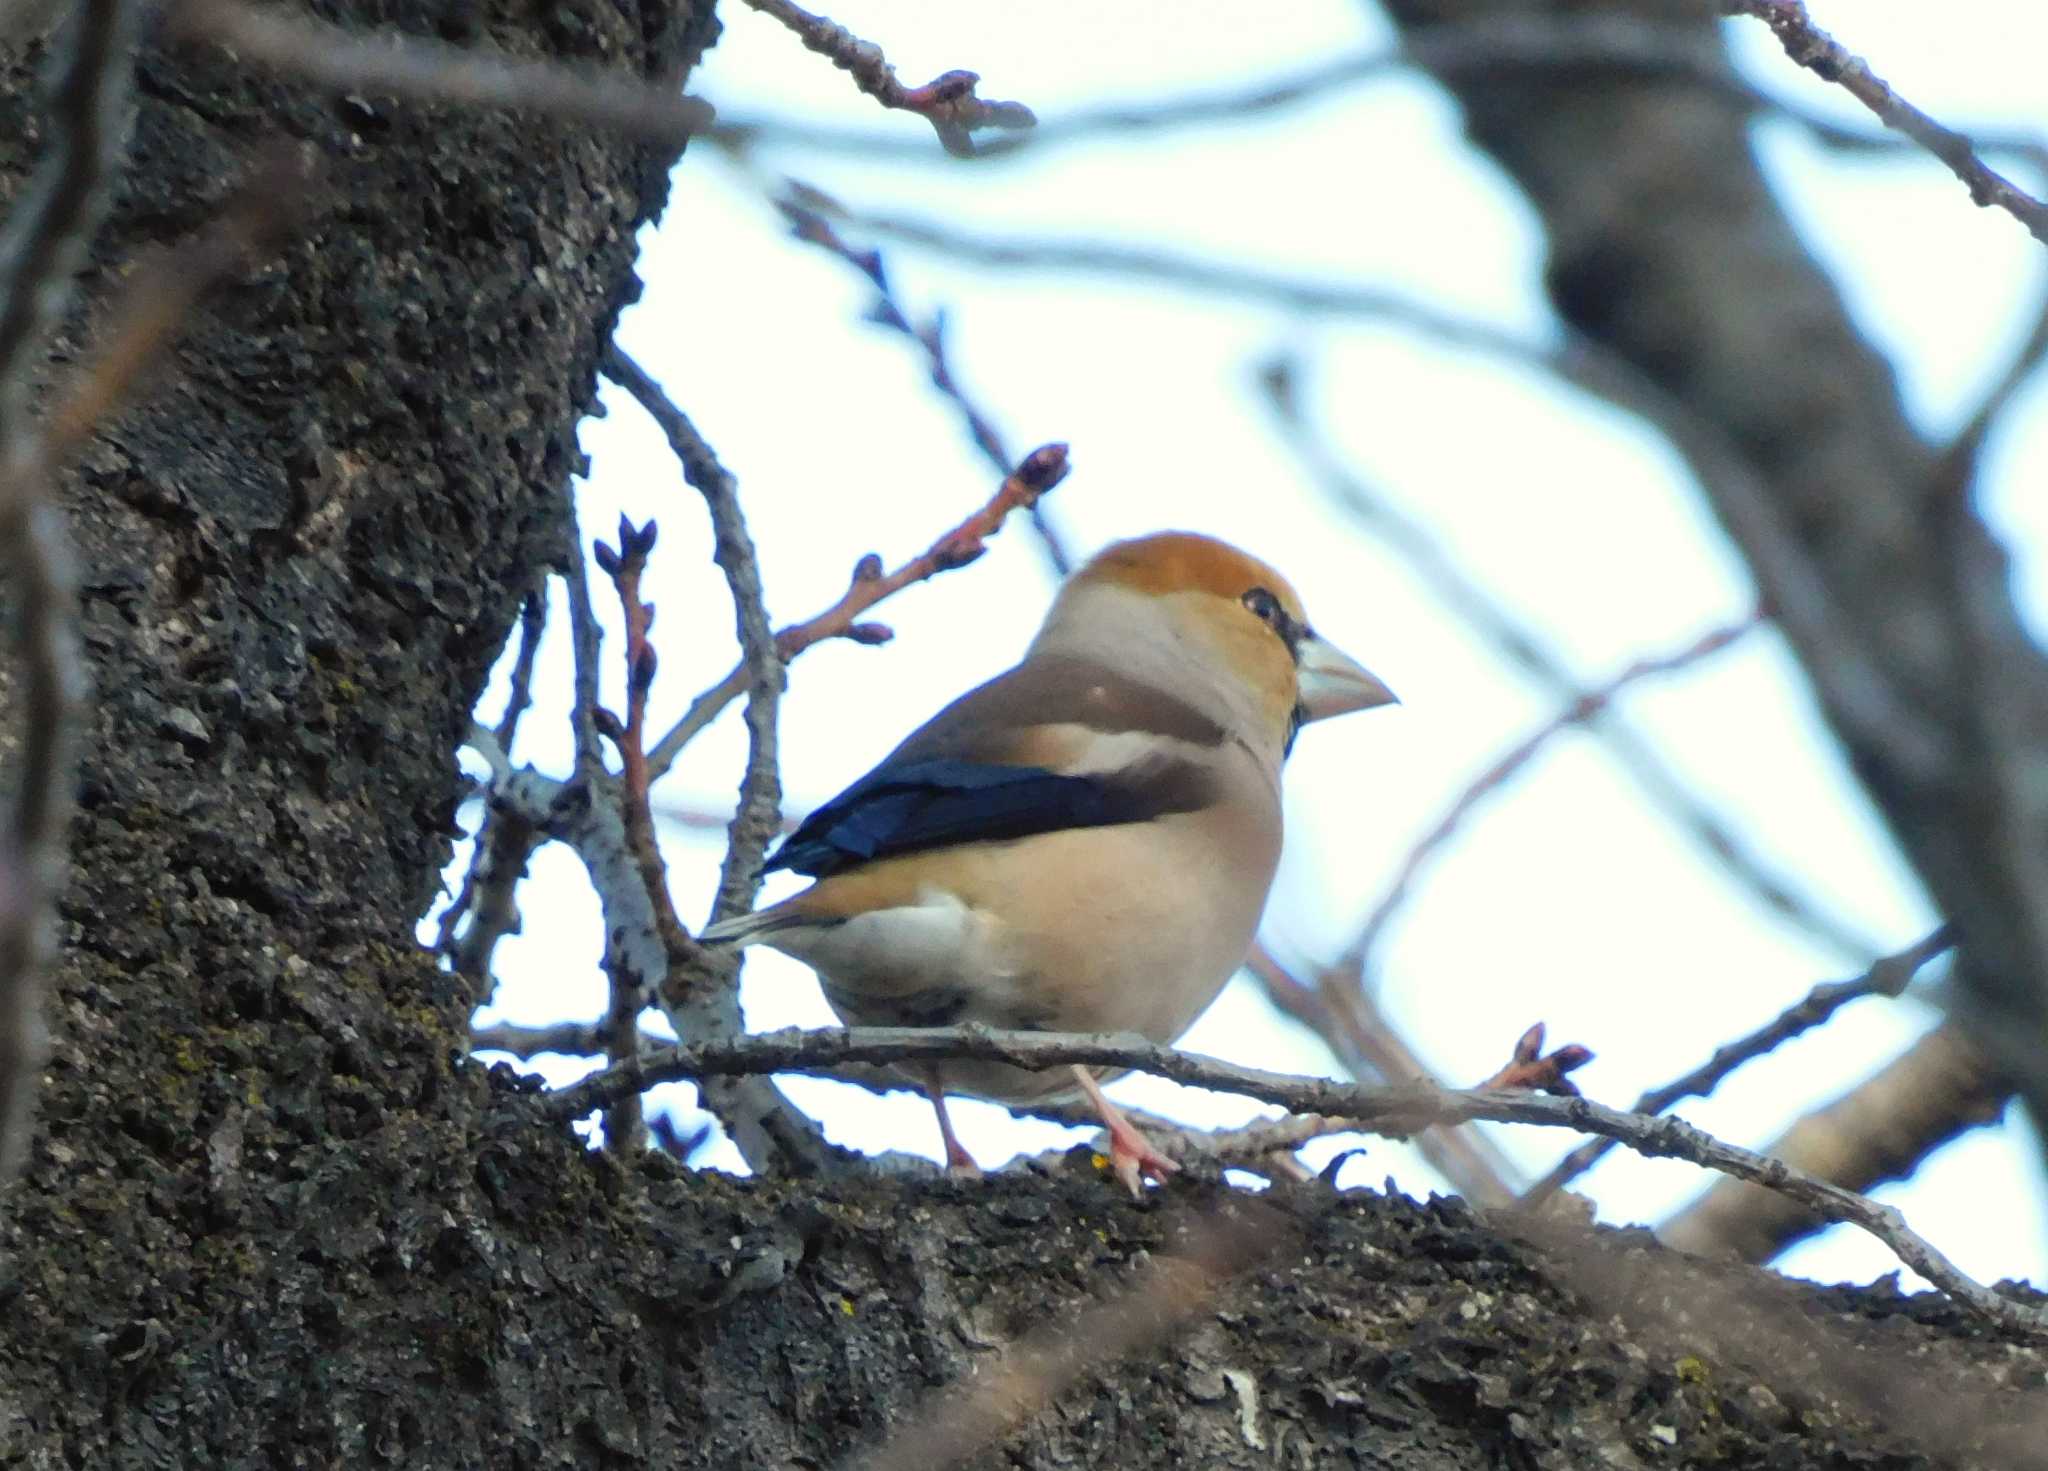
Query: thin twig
1659,1021,2006,1263
599,352,848,1177
766,187,1949,788
170,0,714,144
541,1022,2047,1335
0,0,141,1186
590,516,673,1154
1342,615,1760,982
713,13,2045,167
776,202,1072,575
561,492,606,779
472,1020,605,1057
601,348,785,927
1527,926,1956,1204
435,583,551,994
1721,0,2048,247
493,584,547,748
1260,360,1882,964
1244,939,1528,1207
1936,286,2048,497
643,441,1069,779
438,800,538,998
738,0,1032,159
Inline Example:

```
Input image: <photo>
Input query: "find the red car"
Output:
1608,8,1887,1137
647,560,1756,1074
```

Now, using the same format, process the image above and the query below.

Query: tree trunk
0,3,2038,1467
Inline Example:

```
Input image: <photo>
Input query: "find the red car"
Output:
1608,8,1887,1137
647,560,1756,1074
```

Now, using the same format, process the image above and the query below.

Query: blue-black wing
763,656,1227,880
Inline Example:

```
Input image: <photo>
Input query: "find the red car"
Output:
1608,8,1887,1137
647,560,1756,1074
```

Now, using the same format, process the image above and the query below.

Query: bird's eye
1242,587,1282,625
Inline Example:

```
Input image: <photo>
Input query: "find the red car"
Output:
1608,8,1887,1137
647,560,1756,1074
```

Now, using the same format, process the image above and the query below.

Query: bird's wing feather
765,655,1227,879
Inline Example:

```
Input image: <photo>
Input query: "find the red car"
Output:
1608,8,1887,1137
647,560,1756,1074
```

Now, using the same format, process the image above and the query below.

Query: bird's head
1033,531,1395,757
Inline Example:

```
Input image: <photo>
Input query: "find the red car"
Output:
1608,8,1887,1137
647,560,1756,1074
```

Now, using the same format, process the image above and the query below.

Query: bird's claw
1104,1118,1179,1198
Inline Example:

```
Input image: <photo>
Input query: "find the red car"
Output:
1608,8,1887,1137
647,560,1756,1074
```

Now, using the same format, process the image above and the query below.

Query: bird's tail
699,904,809,946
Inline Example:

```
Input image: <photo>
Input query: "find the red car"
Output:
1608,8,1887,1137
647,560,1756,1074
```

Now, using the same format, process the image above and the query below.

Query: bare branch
1244,940,1529,1207
777,203,1072,575
492,585,547,749
0,0,141,1186
1343,615,1760,982
586,363,856,1176
644,441,1070,779
1936,286,2048,496
541,1022,2047,1335
590,514,677,1154
601,349,784,927
600,351,838,1173
1527,926,1956,1204
713,14,2045,167
471,1020,604,1058
1660,1021,2008,1263
738,0,1032,159
170,0,713,144
771,186,1951,791
1721,0,2048,247
438,801,539,999
1261,361,1881,964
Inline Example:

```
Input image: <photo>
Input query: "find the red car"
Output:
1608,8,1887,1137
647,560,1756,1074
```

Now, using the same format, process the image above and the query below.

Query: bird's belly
775,814,1278,1105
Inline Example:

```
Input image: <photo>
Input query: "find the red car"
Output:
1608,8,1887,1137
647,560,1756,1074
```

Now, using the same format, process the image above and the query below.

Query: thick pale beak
1296,635,1397,721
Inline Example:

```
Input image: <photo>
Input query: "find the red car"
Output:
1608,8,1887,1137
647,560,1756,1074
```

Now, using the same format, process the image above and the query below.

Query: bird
702,530,1396,1192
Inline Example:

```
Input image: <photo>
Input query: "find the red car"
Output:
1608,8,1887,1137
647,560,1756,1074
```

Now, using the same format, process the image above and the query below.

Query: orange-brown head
1032,531,1395,760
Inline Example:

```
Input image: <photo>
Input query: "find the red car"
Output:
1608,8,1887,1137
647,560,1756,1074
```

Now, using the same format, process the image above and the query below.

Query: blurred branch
472,1020,604,1058
0,0,141,1186
715,14,2046,166
641,441,1070,780
1720,0,2048,246
544,1020,2046,1334
848,1203,1285,1471
170,0,713,143
1526,925,1956,1204
1262,362,1878,963
1346,615,1761,982
777,184,1950,789
1244,940,1529,1207
1520,1204,2048,1471
1936,286,2048,496
737,0,1032,158
777,201,1072,575
1659,1021,2007,1263
1374,0,2048,1143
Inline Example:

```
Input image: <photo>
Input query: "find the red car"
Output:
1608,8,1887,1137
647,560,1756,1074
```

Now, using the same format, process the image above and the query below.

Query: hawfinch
704,531,1395,1191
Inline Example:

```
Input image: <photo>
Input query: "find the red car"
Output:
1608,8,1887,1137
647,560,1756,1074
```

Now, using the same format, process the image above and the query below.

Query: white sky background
449,0,2048,1290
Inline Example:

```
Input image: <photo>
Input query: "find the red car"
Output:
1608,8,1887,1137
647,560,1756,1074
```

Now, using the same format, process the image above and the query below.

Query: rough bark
0,1,2041,1466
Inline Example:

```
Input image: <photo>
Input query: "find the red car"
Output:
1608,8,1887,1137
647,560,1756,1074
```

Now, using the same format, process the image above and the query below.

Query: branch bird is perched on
703,531,1396,1191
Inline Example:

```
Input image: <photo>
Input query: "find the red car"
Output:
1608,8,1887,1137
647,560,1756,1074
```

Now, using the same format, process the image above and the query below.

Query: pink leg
926,1078,980,1175
1070,1065,1178,1197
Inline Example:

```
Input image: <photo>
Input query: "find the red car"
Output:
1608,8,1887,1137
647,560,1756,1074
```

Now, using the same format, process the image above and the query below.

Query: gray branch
541,1022,2046,1335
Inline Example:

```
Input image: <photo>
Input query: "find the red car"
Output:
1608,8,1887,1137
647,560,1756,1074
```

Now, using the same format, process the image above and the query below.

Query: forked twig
642,441,1069,778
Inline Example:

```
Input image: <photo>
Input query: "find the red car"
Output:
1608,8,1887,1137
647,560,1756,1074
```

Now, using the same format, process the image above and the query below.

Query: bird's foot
1102,1114,1179,1198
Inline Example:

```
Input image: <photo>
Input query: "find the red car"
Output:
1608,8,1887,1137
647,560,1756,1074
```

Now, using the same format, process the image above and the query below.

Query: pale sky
451,0,2048,1290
